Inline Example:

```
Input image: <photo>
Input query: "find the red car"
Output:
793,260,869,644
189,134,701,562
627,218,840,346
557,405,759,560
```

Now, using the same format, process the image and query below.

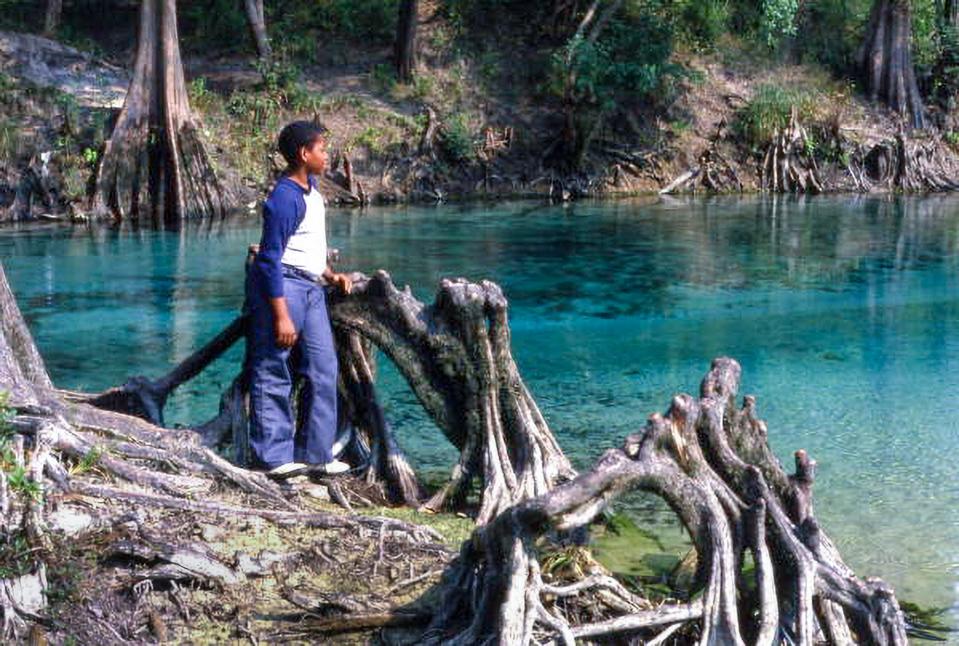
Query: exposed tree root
660,138,743,195
0,256,915,643
760,107,823,194
421,358,908,645
330,271,576,523
80,267,575,522
0,261,447,641
862,128,959,191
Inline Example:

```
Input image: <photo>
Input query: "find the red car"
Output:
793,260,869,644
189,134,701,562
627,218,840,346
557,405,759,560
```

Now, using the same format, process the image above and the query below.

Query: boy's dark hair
277,121,328,167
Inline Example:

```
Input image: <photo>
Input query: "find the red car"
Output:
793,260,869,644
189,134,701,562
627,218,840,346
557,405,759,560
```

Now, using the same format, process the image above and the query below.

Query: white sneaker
266,462,309,479
318,459,351,475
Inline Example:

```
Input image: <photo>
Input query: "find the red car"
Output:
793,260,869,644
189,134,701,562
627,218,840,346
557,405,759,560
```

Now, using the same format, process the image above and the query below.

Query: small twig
372,522,387,578
387,569,443,595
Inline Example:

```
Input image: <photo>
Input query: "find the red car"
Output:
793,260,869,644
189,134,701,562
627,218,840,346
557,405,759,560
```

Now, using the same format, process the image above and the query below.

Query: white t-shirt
280,185,328,278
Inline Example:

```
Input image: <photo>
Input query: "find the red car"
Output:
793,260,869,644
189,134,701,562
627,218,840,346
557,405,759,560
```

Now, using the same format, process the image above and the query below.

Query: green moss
204,518,292,557
363,505,474,547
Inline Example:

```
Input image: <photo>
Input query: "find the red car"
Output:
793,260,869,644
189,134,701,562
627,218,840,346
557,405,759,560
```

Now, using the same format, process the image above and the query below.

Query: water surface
2,194,958,622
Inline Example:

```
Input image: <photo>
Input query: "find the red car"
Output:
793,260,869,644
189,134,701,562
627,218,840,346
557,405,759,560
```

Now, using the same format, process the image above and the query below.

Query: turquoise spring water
2,194,958,624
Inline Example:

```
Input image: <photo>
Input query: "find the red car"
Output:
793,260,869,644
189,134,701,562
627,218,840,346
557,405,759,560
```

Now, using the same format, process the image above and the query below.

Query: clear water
2,194,959,623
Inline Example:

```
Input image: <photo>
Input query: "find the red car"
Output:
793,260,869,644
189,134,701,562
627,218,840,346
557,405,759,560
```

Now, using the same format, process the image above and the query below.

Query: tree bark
93,0,229,225
42,0,62,37
243,0,272,62
947,0,959,29
394,0,417,83
857,0,926,129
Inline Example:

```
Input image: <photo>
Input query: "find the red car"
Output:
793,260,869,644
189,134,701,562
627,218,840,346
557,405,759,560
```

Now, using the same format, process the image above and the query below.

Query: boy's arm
254,197,299,347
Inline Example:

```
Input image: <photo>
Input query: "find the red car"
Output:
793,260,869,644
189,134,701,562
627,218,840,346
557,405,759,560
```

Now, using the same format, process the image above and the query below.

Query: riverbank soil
4,3,959,221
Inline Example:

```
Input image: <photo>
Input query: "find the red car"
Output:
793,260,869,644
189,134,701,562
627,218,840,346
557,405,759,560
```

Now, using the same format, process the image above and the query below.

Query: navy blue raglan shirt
251,175,319,298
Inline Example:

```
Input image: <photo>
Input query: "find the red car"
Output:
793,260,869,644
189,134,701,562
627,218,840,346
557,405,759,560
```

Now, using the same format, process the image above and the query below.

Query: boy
247,121,352,479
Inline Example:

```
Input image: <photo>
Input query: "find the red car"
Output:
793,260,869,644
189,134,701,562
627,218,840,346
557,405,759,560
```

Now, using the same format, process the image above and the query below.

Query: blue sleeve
254,191,300,298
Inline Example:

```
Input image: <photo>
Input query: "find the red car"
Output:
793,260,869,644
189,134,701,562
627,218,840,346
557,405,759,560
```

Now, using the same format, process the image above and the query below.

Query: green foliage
0,392,13,438
370,62,396,95
678,0,729,50
81,147,98,167
760,0,799,48
189,77,221,114
794,0,868,74
734,83,817,147
4,461,41,502
440,112,476,162
350,125,389,154
269,0,399,62
0,530,34,579
181,0,250,54
69,447,102,477
931,22,959,104
911,0,942,71
549,6,678,111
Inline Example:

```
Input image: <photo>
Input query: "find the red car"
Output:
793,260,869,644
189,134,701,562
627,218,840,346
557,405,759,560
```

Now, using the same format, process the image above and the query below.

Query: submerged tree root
421,358,907,645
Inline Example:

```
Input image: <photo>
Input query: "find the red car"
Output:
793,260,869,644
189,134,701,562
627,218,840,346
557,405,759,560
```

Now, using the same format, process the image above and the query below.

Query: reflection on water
2,194,959,621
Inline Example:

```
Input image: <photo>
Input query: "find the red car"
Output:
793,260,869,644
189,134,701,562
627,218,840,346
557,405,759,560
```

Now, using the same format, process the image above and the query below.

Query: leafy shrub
440,113,476,162
760,0,799,48
270,0,399,61
678,0,729,50
548,6,678,110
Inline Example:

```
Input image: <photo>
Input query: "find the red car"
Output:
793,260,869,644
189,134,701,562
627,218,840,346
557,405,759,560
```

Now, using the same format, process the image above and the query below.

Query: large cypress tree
857,0,925,128
94,0,229,225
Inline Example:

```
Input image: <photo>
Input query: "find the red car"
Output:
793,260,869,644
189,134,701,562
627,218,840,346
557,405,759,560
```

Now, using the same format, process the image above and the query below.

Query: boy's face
299,136,329,174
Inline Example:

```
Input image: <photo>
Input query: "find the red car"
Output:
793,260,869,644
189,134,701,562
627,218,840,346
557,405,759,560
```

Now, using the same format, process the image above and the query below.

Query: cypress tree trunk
42,0,62,37
93,0,228,226
947,0,959,29
395,0,417,83
243,0,272,62
857,0,926,129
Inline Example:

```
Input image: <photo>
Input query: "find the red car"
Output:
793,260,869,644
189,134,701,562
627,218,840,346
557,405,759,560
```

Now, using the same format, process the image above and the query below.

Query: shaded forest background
3,0,959,218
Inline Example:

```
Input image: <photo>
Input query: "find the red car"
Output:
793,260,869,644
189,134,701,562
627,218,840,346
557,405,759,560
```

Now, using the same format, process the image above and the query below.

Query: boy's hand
330,272,353,295
269,296,297,348
274,314,297,348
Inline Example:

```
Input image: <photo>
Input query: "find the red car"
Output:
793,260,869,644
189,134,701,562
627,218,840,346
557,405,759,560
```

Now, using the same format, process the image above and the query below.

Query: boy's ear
298,145,309,165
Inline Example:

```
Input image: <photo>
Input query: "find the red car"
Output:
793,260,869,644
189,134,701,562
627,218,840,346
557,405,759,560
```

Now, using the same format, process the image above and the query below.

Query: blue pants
246,272,338,468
